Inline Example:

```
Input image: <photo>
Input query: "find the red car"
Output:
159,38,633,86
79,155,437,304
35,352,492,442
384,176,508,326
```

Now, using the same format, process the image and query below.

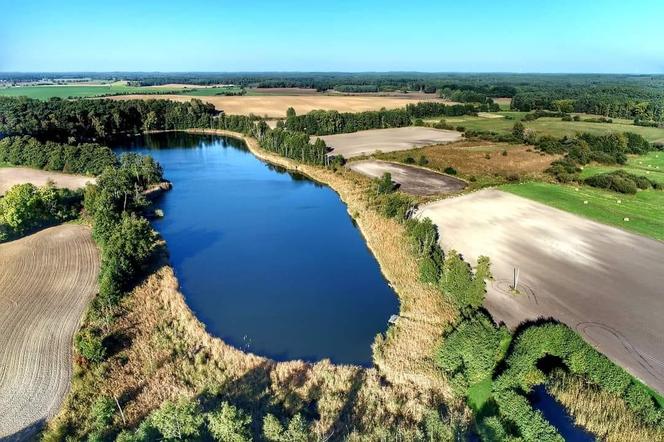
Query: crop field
0,225,99,440
580,151,664,184
418,188,664,395
0,82,190,99
502,181,664,240
377,140,559,185
0,167,94,195
427,112,664,142
106,94,446,117
320,126,461,158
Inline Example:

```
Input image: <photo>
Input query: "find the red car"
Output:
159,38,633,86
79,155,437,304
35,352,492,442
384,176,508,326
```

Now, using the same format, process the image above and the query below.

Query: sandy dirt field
321,127,462,158
348,160,466,196
0,225,99,440
0,167,94,195
106,94,444,118
418,189,664,394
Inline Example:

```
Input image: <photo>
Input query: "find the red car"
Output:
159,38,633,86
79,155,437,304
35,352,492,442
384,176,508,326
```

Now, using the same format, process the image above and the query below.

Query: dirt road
321,126,462,158
418,189,664,394
0,167,94,195
348,160,466,196
0,225,99,440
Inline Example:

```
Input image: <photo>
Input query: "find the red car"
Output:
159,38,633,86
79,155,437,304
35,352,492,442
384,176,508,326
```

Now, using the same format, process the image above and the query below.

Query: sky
1,0,663,73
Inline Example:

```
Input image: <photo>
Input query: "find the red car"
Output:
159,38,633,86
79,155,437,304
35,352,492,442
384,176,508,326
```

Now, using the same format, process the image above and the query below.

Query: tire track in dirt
0,225,99,440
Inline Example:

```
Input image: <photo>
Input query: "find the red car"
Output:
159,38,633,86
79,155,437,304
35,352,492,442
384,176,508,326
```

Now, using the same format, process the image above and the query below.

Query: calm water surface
114,132,398,365
530,385,595,441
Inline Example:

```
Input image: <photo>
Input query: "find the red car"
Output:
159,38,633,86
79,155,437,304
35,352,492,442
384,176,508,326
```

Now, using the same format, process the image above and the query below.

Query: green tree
512,121,525,140
150,398,204,440
207,402,252,442
263,413,309,442
0,183,44,235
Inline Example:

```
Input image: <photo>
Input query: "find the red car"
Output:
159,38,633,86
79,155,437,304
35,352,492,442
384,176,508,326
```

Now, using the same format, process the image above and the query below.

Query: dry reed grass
548,372,663,442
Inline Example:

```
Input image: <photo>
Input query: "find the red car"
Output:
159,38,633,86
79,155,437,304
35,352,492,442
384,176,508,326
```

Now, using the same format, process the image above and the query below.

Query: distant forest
3,72,663,121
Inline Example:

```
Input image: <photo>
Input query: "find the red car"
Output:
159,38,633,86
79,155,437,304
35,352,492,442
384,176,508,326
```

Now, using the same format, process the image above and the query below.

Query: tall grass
547,371,664,442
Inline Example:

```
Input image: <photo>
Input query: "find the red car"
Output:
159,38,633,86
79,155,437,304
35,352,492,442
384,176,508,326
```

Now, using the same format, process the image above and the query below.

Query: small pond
113,132,398,365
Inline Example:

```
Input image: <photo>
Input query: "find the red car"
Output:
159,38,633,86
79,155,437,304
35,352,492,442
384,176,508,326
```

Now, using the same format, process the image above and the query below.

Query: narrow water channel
529,385,595,441
113,132,398,366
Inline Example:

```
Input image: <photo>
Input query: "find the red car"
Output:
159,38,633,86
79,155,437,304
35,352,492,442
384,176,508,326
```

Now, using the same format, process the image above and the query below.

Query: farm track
0,225,99,440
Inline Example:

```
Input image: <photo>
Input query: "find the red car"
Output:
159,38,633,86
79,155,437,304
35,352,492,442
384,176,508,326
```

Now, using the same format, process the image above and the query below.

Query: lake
113,132,398,366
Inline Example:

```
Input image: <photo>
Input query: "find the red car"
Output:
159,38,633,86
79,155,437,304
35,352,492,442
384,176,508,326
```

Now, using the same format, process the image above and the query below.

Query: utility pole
512,267,520,290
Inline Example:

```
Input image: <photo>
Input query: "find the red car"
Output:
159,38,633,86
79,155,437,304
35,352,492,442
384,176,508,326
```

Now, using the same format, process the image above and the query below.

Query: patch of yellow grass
548,372,663,442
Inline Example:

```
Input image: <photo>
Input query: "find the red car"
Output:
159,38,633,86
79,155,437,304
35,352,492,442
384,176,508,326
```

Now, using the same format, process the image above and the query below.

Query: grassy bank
502,181,664,240
45,130,465,440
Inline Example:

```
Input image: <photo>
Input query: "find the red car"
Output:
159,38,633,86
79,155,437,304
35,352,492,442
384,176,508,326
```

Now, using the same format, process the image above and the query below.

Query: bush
443,166,457,175
437,312,510,395
375,193,414,222
418,155,429,166
546,159,581,183
75,329,106,363
584,170,659,194
439,252,490,313
374,172,396,194
403,156,416,164
89,396,116,431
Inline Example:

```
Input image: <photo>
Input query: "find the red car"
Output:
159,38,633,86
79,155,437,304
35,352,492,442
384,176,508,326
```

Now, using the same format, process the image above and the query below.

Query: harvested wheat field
321,126,462,158
348,159,466,196
418,189,664,394
0,167,94,195
0,225,99,440
105,94,443,117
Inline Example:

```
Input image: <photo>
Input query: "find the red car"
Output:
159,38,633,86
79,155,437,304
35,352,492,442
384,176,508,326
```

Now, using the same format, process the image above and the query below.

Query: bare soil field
348,159,466,196
418,189,664,394
0,225,99,440
321,126,462,158
377,140,558,181
0,167,94,195
106,94,444,117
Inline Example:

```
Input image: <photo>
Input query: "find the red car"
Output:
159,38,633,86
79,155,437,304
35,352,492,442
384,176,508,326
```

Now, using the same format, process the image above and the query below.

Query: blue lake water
113,132,398,365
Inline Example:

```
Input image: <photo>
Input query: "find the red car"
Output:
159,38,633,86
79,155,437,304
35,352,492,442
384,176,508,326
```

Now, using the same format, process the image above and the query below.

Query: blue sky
1,0,663,73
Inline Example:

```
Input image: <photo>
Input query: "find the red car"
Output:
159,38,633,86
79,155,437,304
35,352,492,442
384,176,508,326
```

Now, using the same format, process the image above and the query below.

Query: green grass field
579,151,664,184
0,83,187,99
502,181,664,241
427,112,664,143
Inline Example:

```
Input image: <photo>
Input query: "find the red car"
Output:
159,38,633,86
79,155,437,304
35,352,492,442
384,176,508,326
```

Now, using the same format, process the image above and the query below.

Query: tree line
511,87,664,121
0,136,116,175
283,102,486,136
0,96,218,143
